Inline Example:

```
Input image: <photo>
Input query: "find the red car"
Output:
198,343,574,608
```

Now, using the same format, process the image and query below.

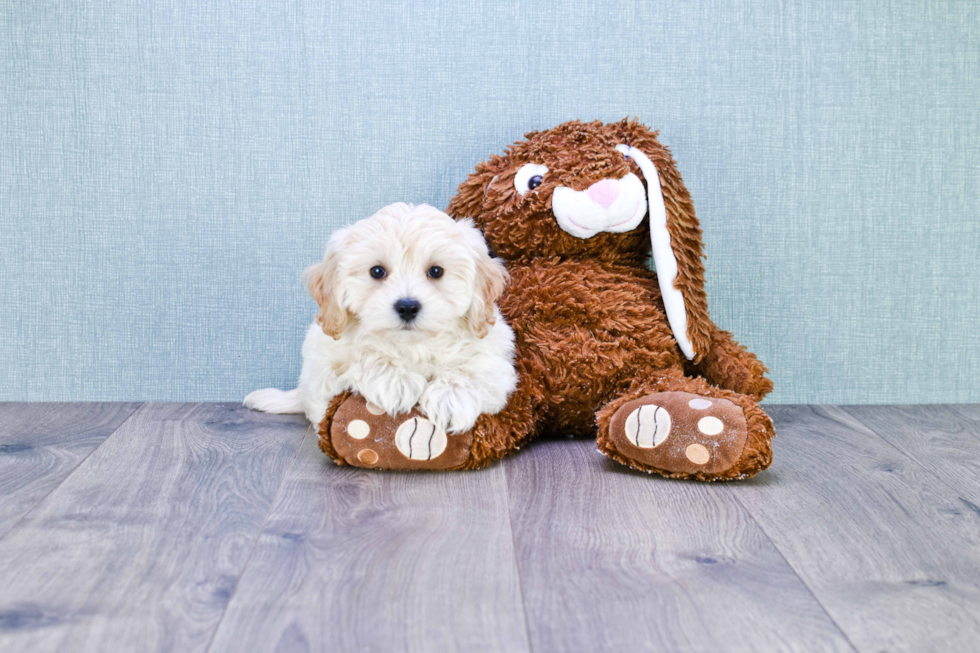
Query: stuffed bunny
320,118,774,481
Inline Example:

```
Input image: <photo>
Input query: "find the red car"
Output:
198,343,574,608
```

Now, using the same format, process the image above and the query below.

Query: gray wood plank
723,405,980,653
504,437,854,653
838,404,980,504
947,403,980,427
0,403,307,653
0,402,142,539
207,429,530,653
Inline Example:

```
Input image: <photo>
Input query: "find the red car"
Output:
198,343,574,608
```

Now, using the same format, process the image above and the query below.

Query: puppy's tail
243,387,304,414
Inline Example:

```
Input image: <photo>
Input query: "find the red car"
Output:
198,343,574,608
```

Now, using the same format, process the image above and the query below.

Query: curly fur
440,118,776,480
247,203,517,436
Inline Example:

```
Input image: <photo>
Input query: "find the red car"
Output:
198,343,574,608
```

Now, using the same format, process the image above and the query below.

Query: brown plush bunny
320,118,774,481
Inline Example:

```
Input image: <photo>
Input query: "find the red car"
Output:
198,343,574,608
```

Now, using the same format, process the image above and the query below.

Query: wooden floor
1,404,979,652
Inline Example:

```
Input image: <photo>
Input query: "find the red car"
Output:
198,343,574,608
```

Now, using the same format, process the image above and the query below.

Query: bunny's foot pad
326,394,473,470
606,392,748,476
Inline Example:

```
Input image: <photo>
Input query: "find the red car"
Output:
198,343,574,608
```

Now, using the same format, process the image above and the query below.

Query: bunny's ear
612,119,711,362
446,154,507,223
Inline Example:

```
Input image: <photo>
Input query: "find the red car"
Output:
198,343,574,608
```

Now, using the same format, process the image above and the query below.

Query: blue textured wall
2,1,978,404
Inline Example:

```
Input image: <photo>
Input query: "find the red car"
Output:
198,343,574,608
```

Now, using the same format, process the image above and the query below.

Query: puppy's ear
303,229,350,339
459,219,509,338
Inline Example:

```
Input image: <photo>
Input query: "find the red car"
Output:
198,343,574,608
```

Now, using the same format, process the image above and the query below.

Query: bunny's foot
319,393,473,470
596,373,774,481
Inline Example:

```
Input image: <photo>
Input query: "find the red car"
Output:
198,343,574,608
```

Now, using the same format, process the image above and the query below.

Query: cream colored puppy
244,203,517,434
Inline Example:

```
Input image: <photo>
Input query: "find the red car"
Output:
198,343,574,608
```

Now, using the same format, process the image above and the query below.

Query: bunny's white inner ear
616,144,696,360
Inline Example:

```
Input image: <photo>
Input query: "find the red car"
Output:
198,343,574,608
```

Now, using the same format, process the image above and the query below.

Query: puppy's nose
394,298,421,322
585,178,620,209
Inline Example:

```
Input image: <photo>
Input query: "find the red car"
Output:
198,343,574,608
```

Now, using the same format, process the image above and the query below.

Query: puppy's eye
514,163,549,196
427,266,444,279
370,265,387,279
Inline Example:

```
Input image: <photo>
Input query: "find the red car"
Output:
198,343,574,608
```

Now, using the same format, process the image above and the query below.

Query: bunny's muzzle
551,172,648,239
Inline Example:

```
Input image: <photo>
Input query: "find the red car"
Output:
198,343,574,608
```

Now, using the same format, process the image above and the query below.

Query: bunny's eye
514,163,549,196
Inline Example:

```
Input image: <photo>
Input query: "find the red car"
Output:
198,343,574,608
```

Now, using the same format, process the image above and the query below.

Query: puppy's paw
360,368,427,417
419,379,483,434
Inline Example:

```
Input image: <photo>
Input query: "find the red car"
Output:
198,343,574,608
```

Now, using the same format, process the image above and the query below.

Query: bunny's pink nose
585,178,620,209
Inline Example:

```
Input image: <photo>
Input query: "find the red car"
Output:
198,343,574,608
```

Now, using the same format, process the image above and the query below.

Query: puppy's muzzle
394,298,421,323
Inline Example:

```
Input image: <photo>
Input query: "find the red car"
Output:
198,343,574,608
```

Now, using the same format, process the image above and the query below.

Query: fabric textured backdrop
1,1,978,404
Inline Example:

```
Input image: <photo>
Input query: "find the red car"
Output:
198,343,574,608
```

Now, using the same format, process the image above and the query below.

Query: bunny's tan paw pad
327,394,472,470
606,392,748,476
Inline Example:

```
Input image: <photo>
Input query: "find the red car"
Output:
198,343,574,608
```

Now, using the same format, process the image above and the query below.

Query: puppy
244,202,517,434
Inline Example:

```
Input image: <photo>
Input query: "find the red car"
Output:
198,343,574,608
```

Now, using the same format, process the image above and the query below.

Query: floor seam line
501,458,536,653
0,401,144,544
203,421,312,653
826,405,980,502
729,484,862,653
